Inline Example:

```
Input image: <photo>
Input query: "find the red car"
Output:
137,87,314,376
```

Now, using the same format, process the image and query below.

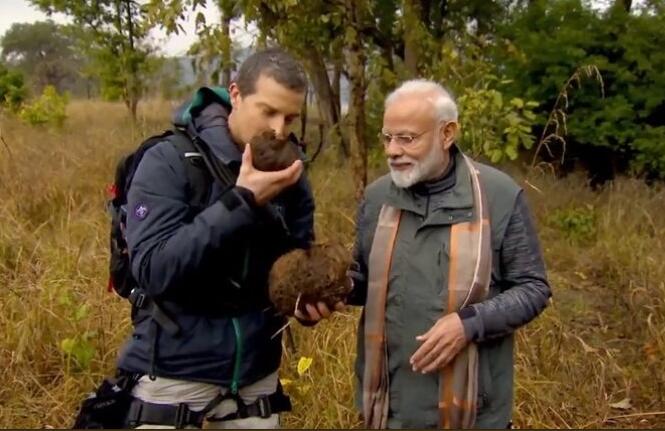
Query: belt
126,384,291,428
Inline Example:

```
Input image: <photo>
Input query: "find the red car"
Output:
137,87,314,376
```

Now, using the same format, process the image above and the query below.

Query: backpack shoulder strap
166,131,214,212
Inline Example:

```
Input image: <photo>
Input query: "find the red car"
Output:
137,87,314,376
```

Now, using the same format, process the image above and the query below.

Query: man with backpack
101,48,329,429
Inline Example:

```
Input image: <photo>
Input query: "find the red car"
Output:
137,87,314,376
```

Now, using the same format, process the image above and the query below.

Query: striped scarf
362,154,491,429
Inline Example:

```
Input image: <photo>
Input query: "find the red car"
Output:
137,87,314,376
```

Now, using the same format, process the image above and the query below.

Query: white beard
388,140,446,188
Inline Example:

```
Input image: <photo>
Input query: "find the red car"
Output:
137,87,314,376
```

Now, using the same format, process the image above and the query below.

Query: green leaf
490,149,503,164
345,27,357,44
510,98,524,109
74,304,89,321
521,134,535,149
523,111,537,121
491,91,503,109
60,338,75,355
505,145,518,160
60,336,95,369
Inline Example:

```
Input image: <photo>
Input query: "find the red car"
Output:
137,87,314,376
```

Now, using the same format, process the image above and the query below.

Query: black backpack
106,129,218,299
106,86,238,301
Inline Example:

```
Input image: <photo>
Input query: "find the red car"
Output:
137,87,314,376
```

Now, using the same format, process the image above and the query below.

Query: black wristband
220,186,254,211
234,186,258,209
457,305,477,321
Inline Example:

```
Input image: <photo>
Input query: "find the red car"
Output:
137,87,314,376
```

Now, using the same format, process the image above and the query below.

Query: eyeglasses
378,130,430,147
379,121,453,147
379,123,446,147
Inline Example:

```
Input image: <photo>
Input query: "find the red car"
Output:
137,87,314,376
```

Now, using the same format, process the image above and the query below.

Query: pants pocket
476,349,493,412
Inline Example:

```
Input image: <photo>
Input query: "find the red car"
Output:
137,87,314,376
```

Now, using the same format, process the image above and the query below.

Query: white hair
384,79,458,122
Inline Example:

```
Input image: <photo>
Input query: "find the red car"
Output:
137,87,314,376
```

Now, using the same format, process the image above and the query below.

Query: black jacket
116,101,315,386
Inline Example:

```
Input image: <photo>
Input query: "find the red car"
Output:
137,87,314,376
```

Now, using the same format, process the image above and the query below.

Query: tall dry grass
0,100,664,428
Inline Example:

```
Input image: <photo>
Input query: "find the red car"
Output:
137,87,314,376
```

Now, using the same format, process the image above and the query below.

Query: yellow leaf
297,356,313,376
279,378,293,387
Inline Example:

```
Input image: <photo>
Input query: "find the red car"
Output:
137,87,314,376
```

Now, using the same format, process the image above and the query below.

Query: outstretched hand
294,301,346,323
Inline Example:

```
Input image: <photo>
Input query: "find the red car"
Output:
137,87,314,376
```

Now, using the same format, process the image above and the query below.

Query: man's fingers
414,340,448,372
421,356,444,374
305,303,322,321
416,320,441,341
241,143,252,167
412,338,447,372
410,335,438,367
284,159,303,184
421,345,456,374
294,301,343,323
260,159,303,184
334,301,346,312
316,302,331,318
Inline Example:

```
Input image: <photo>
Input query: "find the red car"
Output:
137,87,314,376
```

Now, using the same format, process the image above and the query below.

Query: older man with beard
345,79,552,429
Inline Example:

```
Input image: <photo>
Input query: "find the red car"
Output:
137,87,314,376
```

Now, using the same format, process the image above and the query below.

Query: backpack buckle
129,288,147,309
238,395,271,419
256,396,272,419
174,403,193,429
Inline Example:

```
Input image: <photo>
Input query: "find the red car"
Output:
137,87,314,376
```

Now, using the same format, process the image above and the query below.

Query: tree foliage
0,21,82,94
496,0,665,179
0,64,27,112
30,0,158,119
116,0,665,184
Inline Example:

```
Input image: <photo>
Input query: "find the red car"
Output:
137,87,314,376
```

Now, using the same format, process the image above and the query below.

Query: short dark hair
234,48,307,96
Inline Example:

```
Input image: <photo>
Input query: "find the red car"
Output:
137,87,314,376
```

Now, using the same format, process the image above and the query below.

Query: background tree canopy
1,0,663,184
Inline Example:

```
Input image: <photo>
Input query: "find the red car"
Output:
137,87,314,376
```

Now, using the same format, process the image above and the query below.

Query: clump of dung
250,131,300,171
269,241,352,317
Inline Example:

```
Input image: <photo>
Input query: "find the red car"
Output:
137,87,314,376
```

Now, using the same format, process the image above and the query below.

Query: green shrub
0,64,27,112
548,204,597,244
19,85,69,127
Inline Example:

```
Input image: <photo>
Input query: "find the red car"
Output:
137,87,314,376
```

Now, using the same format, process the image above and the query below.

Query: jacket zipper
230,318,243,394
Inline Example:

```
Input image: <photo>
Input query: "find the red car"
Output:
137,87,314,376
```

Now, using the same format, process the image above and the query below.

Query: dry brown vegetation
1,101,664,428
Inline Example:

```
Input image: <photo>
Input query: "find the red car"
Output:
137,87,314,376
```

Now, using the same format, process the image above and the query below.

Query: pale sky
0,0,254,57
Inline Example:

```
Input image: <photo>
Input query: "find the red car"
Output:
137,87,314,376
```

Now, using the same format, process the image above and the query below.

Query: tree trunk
614,0,632,13
257,28,267,49
303,50,350,160
220,11,232,87
130,97,138,120
300,87,308,145
430,0,448,39
344,0,368,201
403,0,421,77
124,0,139,120
332,57,342,119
